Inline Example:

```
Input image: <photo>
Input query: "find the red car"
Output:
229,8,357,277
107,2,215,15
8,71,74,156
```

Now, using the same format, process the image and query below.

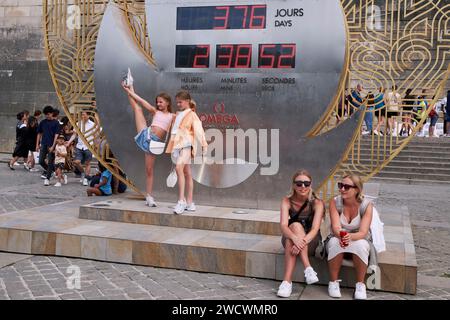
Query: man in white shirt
66,111,96,186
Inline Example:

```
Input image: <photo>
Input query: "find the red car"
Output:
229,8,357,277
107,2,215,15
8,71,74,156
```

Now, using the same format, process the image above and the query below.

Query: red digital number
217,45,234,68
214,6,229,29
234,6,249,29
249,5,266,29
278,44,296,68
235,45,252,68
259,45,276,68
193,45,210,68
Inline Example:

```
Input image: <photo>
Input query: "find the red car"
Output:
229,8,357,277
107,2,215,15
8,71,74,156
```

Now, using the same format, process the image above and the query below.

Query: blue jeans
364,108,373,132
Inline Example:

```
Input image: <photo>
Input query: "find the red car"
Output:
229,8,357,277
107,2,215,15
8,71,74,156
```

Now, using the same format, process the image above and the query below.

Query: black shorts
387,111,398,118
55,163,65,170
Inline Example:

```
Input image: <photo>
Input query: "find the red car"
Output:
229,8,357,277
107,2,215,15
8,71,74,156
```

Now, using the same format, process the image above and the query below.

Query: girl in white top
166,91,207,214
327,174,373,300
122,83,174,207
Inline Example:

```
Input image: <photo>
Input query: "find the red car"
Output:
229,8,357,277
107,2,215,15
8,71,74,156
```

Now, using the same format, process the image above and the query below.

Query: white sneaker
83,178,88,186
146,195,157,207
173,200,187,214
44,179,50,186
185,202,196,211
24,163,30,171
277,281,292,298
354,282,367,300
41,174,47,179
304,267,319,285
63,174,68,185
30,168,40,172
362,130,370,136
54,182,62,187
328,280,342,298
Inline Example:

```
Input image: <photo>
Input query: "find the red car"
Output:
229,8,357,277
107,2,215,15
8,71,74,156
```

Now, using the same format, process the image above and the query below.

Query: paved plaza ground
0,159,450,300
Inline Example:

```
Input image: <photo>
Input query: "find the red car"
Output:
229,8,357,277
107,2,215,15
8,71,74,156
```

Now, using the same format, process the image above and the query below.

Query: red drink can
340,230,349,247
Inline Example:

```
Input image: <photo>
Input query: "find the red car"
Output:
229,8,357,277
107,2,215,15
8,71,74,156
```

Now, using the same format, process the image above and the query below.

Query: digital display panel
175,44,297,69
258,44,296,68
216,44,252,68
175,45,210,68
177,5,267,30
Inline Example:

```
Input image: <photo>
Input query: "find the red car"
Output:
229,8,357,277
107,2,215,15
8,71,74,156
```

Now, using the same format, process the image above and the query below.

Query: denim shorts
429,114,439,127
134,127,163,154
74,148,92,163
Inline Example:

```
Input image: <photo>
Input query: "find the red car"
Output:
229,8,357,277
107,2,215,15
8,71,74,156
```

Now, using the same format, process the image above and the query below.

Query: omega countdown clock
144,0,347,135
94,1,362,207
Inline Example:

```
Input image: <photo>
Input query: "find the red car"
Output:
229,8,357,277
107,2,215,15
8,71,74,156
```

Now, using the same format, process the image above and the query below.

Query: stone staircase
358,137,450,185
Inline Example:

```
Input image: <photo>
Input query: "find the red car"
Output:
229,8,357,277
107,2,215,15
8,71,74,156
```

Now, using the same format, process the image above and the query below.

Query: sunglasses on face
294,180,311,188
338,182,357,191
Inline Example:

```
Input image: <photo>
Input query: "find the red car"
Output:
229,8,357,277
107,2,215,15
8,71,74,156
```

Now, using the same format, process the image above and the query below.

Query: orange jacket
166,109,208,157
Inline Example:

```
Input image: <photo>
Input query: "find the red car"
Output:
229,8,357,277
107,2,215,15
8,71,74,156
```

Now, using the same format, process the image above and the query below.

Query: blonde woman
277,170,325,298
166,91,207,214
327,174,375,300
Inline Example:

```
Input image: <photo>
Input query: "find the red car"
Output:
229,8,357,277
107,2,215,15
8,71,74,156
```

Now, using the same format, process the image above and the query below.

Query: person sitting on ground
326,174,376,300
54,135,68,187
86,163,112,197
277,170,325,298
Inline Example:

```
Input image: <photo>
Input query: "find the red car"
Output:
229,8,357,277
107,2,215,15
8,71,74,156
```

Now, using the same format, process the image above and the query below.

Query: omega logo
199,103,240,128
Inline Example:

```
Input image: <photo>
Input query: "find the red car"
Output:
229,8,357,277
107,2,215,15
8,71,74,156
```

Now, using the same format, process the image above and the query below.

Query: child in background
86,163,112,196
54,135,68,187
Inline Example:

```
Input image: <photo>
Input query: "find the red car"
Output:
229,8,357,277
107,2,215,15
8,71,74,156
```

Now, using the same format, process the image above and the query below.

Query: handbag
149,140,166,155
166,167,177,188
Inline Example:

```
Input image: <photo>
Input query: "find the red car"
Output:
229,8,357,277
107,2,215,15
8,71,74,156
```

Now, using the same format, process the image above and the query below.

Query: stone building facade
0,0,59,153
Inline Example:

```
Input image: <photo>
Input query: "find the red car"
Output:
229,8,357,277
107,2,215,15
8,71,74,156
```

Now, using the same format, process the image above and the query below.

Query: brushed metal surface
94,2,363,209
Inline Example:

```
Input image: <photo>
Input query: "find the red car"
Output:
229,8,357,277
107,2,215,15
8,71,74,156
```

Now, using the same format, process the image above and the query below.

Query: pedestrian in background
36,106,61,186
24,116,39,171
54,135,68,187
8,111,28,170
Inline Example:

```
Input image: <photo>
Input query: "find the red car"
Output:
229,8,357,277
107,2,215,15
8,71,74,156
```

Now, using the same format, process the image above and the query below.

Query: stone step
0,197,417,294
360,159,449,169
379,166,450,175
371,176,450,186
79,200,280,236
374,170,450,181
357,149,450,159
359,138,450,147
358,145,450,153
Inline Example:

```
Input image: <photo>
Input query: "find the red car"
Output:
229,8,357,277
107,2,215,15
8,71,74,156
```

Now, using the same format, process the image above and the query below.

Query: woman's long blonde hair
287,169,316,201
341,174,364,202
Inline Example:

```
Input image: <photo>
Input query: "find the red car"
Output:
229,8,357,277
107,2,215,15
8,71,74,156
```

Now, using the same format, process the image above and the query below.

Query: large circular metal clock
94,0,363,208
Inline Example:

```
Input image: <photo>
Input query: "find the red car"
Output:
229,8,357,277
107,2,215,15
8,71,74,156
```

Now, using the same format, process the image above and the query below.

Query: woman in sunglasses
277,170,325,298
326,174,374,300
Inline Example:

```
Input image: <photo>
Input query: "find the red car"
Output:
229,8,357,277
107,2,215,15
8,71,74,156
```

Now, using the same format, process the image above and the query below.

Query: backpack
334,196,386,253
